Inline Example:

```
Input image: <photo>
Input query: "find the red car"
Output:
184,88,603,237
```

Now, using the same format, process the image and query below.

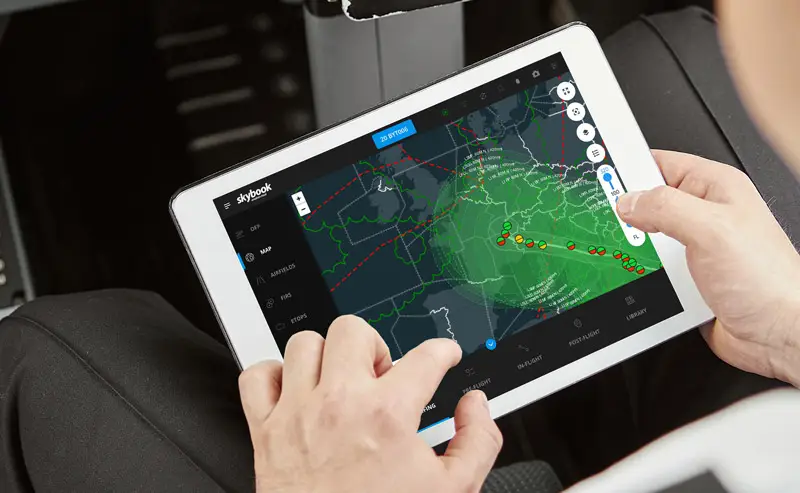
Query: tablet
171,23,713,446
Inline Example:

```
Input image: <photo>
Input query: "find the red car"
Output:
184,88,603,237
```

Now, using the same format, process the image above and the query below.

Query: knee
11,289,176,329
1,289,190,356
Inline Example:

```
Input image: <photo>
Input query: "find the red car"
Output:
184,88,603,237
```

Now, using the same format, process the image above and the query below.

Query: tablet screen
214,53,684,431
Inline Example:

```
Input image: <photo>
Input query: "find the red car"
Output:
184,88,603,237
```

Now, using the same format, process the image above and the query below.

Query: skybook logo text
237,183,273,204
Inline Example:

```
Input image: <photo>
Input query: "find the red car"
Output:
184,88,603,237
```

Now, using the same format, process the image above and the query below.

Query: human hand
238,316,503,493
617,150,800,386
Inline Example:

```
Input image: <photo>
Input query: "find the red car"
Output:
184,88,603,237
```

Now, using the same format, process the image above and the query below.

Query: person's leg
602,6,791,444
0,290,253,492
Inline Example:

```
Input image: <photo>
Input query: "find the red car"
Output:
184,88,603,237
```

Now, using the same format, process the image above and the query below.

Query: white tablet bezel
171,23,713,446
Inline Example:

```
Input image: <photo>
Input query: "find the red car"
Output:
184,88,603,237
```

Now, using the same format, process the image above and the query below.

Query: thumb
617,186,718,246
441,391,503,492
239,360,283,431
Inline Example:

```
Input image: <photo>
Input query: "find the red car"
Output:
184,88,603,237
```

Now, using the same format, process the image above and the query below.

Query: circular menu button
557,81,576,101
567,102,586,122
577,123,596,142
587,143,606,163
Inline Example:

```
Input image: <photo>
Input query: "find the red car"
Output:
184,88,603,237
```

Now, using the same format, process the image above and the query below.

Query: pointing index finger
380,338,462,419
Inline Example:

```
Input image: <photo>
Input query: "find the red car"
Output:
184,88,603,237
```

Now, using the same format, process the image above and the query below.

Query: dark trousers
0,290,253,492
0,8,794,493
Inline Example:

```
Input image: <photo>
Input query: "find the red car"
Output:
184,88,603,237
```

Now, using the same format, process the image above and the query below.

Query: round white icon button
567,102,585,122
587,143,606,163
577,123,596,142
557,81,576,101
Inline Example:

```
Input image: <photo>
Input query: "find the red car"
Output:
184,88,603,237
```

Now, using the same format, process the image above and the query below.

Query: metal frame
0,141,35,302
0,0,73,16
304,2,465,127
0,13,37,303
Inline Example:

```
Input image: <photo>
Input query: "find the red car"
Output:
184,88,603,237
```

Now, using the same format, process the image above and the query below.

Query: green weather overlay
430,142,660,314
299,82,662,337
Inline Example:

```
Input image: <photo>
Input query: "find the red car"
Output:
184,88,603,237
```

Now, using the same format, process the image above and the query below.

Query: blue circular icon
603,172,613,183
485,338,497,351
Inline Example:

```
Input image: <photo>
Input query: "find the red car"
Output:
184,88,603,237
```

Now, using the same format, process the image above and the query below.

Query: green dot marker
503,221,512,231
629,258,637,267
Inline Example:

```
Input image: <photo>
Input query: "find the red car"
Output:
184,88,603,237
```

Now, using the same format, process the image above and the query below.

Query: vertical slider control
596,165,646,247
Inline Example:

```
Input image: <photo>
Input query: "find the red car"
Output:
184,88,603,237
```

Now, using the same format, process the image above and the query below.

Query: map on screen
295,72,661,359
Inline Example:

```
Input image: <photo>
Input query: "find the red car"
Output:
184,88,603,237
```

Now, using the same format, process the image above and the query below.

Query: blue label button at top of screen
372,119,417,150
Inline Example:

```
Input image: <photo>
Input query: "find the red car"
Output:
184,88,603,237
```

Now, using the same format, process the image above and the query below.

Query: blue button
372,119,417,150
485,338,497,351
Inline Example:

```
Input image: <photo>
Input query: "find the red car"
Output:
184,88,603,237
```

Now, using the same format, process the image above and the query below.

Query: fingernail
477,391,489,411
617,192,640,216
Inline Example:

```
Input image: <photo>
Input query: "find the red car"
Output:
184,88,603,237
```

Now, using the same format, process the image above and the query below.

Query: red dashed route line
301,157,413,226
540,75,567,294
304,141,490,228
330,151,485,293
301,149,486,227
400,146,469,178
453,122,478,138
